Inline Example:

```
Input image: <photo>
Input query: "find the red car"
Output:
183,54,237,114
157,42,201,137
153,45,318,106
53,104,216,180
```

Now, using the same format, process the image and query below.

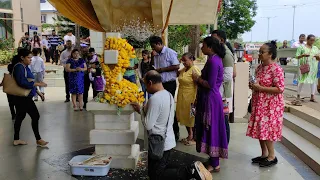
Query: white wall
42,12,56,24
40,0,56,11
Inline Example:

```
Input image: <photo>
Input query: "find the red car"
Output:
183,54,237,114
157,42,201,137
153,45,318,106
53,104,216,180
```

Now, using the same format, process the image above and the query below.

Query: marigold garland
98,37,145,107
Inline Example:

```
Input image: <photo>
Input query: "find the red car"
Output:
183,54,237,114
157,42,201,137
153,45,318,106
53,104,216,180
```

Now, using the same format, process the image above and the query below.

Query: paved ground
0,87,318,180
282,73,320,112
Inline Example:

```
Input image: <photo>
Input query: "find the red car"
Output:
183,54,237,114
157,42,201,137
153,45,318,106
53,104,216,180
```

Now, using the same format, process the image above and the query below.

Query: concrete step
288,105,320,128
108,144,140,169
282,126,320,175
90,120,139,145
284,112,320,149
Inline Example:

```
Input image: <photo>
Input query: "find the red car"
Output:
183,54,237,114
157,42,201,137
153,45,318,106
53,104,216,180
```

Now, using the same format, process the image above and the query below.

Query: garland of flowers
98,37,145,107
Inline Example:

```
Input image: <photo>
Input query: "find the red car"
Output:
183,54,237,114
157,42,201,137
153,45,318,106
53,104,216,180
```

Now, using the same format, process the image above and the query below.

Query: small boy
30,49,45,101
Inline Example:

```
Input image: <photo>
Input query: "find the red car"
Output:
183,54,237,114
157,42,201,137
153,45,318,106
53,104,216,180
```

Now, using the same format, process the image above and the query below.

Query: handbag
2,63,32,97
300,63,310,74
148,92,172,160
300,49,311,74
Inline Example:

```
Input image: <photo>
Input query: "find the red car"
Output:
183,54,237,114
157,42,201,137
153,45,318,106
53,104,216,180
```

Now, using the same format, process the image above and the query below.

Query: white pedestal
87,101,140,169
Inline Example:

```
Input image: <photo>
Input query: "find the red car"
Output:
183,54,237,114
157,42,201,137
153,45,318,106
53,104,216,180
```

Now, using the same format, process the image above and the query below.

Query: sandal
36,139,49,147
310,99,317,103
179,138,188,143
13,140,27,146
290,99,302,106
184,140,196,146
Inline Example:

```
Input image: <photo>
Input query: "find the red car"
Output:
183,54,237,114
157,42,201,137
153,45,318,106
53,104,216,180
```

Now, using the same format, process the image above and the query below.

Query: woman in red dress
247,41,285,167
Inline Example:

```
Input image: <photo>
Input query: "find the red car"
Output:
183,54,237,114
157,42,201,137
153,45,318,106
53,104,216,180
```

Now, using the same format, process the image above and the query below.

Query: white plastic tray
69,155,111,177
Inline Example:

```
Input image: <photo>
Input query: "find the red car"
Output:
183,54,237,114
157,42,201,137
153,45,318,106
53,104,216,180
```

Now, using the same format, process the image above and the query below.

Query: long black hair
203,37,226,59
265,40,277,60
8,48,31,73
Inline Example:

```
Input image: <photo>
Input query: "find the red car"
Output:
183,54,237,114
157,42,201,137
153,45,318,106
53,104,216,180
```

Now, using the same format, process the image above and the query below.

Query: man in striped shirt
48,30,63,65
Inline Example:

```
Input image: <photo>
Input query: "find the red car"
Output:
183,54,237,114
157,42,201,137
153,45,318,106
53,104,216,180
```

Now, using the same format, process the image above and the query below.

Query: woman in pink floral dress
247,41,285,168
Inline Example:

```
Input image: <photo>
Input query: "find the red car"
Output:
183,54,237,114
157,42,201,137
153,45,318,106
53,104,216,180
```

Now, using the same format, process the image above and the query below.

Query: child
138,50,154,100
89,66,106,97
30,49,45,101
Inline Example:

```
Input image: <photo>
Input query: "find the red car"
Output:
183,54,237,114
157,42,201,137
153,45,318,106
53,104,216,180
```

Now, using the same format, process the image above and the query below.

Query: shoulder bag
148,92,172,160
300,48,311,74
2,63,32,97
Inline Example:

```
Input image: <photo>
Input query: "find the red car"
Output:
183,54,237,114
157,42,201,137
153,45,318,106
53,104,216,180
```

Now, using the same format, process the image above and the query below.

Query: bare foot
13,140,27,146
206,165,220,173
36,139,49,147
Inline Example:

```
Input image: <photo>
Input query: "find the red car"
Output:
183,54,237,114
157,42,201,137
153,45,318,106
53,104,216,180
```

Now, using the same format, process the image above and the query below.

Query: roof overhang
48,0,221,32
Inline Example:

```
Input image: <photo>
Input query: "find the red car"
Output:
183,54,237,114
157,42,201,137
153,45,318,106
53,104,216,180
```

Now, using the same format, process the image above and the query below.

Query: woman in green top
296,34,320,101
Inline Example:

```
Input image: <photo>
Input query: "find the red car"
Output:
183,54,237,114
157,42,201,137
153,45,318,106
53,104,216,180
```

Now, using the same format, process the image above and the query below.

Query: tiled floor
0,87,318,180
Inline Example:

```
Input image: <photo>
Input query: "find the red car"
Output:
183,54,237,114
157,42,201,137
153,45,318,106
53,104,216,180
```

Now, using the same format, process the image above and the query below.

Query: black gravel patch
43,139,206,180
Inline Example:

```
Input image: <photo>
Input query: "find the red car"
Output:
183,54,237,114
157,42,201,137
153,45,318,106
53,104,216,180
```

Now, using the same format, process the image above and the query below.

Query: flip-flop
179,138,188,143
310,99,317,103
289,100,302,106
184,140,196,146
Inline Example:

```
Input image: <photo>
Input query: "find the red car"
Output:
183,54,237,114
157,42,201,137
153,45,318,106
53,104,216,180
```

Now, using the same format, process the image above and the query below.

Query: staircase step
288,104,320,128
282,126,320,175
284,112,320,149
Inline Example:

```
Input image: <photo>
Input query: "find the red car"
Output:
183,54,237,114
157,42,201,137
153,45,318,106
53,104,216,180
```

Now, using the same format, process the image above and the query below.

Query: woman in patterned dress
296,34,320,102
66,49,87,111
247,41,285,167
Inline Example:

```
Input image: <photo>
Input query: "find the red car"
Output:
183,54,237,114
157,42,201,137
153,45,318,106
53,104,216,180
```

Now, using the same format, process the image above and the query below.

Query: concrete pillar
89,30,105,55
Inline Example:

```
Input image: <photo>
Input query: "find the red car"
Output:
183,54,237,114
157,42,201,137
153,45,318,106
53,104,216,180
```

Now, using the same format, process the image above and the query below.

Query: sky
242,0,320,42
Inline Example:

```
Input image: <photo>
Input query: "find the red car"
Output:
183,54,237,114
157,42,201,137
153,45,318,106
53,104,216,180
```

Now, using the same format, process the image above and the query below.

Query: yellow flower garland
99,37,145,107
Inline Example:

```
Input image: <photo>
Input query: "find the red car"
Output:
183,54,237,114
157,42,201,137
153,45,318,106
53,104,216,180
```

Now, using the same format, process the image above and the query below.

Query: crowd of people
5,28,308,179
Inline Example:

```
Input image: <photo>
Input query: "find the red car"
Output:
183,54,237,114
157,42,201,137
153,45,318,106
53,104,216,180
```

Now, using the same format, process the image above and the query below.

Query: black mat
43,139,206,180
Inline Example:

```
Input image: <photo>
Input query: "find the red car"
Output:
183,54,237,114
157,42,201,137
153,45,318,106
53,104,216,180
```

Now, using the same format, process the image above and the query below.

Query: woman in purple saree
192,37,228,172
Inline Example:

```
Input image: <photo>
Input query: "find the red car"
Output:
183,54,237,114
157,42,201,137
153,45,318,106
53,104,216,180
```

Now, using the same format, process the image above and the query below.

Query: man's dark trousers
83,73,95,108
163,80,179,141
64,70,70,101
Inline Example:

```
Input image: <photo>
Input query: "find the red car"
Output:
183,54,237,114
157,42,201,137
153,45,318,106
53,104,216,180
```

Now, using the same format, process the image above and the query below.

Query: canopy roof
48,0,221,32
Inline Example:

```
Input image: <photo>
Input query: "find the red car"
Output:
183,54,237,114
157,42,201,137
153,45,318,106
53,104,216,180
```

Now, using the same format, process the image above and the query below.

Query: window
0,0,12,9
41,14,47,23
0,13,13,38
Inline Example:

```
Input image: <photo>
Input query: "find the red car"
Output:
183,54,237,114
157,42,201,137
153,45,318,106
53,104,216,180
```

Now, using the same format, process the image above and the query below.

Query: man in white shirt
131,70,212,180
291,34,306,48
60,40,73,102
63,30,76,46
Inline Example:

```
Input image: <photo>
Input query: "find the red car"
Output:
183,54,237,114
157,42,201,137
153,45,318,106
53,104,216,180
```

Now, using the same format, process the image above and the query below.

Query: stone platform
87,102,140,169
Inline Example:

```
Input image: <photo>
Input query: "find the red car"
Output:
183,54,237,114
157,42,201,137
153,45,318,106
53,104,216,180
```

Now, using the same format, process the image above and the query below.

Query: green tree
315,38,320,49
218,0,257,40
168,25,192,55
168,25,207,56
53,15,89,37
